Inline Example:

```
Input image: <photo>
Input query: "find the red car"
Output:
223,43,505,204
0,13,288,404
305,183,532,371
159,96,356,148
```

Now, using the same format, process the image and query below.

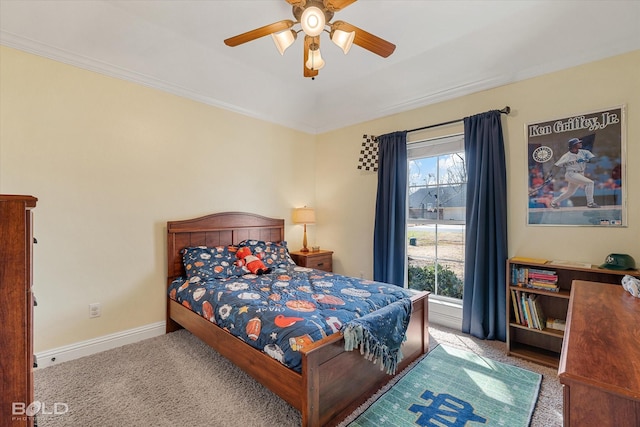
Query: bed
166,211,429,427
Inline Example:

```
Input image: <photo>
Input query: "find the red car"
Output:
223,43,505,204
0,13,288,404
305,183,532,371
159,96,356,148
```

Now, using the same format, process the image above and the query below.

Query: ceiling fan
223,0,396,79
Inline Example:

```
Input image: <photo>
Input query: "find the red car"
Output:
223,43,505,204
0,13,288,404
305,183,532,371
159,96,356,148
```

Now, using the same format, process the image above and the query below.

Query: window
407,134,465,301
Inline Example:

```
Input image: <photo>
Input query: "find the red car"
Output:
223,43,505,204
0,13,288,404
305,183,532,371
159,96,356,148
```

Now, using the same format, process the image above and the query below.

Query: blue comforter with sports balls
168,265,413,373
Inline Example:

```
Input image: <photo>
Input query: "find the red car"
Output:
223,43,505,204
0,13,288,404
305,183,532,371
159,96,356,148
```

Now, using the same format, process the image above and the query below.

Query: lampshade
331,29,355,54
271,29,297,55
292,207,316,224
300,6,325,37
305,46,325,70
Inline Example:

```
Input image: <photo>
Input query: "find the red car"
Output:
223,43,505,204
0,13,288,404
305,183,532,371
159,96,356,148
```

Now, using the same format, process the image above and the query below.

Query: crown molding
1,30,320,134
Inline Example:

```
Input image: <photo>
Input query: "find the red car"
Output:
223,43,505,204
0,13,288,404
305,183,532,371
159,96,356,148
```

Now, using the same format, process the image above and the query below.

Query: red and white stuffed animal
236,246,271,275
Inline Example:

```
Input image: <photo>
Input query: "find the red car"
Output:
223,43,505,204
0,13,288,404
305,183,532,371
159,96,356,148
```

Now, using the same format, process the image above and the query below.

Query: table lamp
292,207,316,252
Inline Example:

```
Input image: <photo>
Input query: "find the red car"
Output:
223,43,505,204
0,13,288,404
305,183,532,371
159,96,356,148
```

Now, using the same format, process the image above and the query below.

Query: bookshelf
506,257,640,368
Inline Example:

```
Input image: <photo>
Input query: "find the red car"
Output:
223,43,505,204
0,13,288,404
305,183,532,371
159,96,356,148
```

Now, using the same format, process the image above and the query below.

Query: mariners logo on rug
357,134,378,172
410,390,486,426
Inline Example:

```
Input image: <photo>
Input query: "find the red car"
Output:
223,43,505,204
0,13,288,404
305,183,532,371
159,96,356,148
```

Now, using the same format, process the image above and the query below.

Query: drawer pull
317,262,324,266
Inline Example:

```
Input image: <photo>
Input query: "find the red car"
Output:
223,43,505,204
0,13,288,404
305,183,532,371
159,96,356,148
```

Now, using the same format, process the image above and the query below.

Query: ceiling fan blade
224,20,294,47
303,35,319,78
332,20,396,58
323,0,357,12
285,0,307,7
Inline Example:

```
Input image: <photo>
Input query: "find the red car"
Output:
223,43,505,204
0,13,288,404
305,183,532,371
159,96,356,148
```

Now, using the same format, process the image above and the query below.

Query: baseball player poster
527,105,626,226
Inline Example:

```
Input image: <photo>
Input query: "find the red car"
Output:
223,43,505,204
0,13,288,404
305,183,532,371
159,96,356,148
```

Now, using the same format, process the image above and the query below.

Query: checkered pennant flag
357,134,378,172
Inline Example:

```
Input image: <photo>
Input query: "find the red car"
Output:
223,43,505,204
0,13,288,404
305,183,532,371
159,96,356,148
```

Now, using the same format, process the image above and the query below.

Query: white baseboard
35,321,166,369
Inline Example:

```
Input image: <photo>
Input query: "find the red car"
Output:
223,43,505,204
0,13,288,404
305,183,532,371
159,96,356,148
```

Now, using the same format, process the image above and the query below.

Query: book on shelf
530,295,546,331
527,281,560,292
526,296,539,329
527,269,558,280
549,259,592,269
510,265,559,292
510,289,547,330
528,278,556,283
522,292,533,328
515,290,526,327
510,256,548,264
546,317,566,331
510,289,521,325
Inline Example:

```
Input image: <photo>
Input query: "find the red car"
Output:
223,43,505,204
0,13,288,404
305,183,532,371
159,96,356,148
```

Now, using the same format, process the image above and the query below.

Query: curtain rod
406,106,511,133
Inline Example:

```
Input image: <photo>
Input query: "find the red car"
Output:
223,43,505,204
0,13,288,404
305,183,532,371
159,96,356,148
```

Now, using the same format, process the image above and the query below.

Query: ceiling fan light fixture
305,44,325,70
300,6,326,37
331,29,355,54
271,29,297,55
224,1,396,77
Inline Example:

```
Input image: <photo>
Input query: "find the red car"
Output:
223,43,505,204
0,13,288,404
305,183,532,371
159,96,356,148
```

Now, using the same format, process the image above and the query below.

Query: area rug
348,344,542,427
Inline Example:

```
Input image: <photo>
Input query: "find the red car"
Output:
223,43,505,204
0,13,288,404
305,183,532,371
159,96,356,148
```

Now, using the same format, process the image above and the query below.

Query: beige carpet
34,324,562,426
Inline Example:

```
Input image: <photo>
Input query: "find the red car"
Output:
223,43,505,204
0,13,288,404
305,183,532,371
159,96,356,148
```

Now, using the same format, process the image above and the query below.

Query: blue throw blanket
342,297,413,375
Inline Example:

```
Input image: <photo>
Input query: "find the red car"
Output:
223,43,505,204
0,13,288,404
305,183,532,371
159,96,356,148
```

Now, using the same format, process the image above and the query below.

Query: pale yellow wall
0,46,317,352
317,50,640,279
2,45,639,352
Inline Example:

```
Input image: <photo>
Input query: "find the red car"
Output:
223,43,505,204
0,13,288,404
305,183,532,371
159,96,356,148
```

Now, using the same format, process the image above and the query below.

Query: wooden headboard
166,211,285,283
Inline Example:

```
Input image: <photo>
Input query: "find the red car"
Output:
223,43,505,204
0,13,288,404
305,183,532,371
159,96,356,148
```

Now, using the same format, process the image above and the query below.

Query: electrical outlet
89,302,101,318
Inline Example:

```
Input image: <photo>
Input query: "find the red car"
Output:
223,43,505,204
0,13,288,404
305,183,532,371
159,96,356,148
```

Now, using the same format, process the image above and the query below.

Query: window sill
430,295,462,307
429,297,462,330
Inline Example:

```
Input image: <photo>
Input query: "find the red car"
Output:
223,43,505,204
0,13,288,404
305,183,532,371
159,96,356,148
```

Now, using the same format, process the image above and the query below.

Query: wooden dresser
0,195,37,427
558,280,640,427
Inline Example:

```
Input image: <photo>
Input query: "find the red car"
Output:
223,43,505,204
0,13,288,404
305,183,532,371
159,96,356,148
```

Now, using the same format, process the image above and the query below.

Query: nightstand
290,250,333,272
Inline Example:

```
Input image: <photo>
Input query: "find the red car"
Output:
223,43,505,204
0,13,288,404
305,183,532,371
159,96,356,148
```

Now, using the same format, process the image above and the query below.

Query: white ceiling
1,1,639,134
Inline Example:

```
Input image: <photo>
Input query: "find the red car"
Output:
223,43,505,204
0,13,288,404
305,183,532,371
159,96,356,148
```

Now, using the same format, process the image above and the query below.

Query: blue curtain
373,131,408,286
462,111,508,341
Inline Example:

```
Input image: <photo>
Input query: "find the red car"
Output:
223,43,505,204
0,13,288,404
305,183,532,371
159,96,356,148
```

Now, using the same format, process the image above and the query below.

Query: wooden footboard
301,290,429,426
165,212,429,426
